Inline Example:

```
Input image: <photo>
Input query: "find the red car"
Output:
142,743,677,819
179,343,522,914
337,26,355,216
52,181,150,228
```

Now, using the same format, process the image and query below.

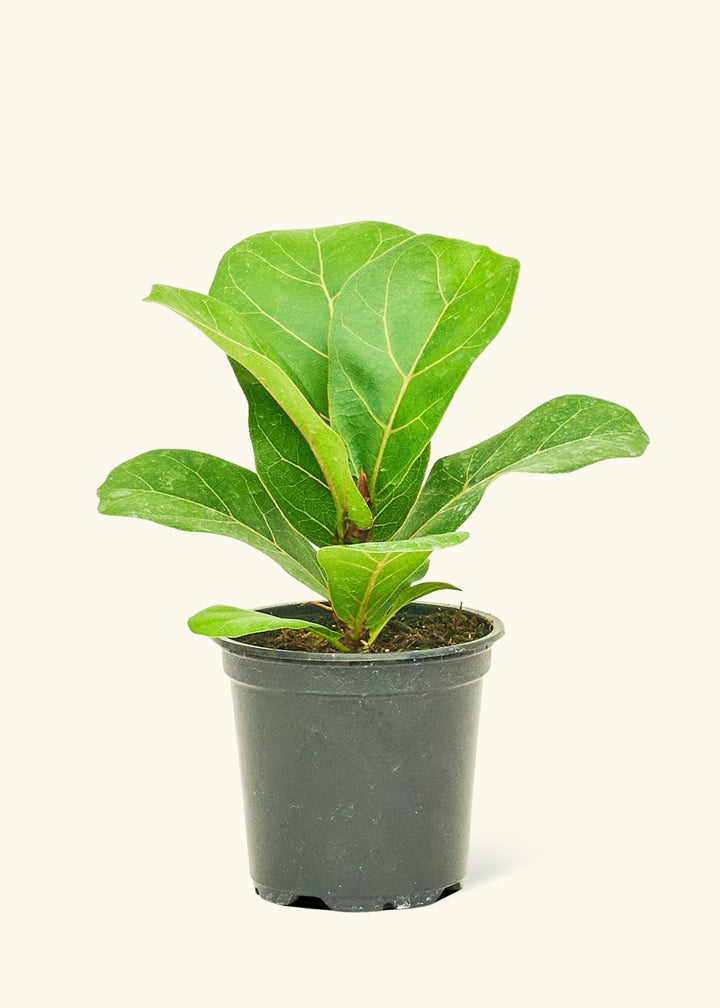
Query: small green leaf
97,449,327,594
317,532,467,645
144,284,372,539
367,581,460,645
397,395,650,537
188,605,347,650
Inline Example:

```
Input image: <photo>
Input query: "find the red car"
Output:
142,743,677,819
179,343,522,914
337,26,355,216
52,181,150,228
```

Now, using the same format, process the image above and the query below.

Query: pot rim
213,601,504,664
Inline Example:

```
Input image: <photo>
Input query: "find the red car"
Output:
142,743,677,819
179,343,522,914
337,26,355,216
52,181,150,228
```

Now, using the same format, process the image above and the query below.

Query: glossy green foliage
97,449,327,594
329,235,519,529
397,395,650,537
187,605,346,650
317,533,467,646
212,222,413,545
144,284,372,538
98,223,649,651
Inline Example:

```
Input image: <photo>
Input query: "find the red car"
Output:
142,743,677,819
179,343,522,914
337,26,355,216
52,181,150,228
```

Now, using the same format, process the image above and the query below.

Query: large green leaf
144,285,372,539
97,449,327,594
317,532,468,645
211,222,414,416
329,233,519,528
188,605,346,650
397,395,650,538
210,222,415,544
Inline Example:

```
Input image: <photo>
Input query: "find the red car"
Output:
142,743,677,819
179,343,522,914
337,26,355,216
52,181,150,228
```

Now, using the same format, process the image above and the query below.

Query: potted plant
98,221,648,911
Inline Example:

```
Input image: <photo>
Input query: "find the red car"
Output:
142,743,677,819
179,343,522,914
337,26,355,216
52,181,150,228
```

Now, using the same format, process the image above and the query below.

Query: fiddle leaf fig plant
97,221,649,652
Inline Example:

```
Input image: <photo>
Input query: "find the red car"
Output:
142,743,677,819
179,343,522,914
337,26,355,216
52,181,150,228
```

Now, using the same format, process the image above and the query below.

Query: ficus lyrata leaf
187,605,346,650
397,395,650,538
97,449,327,594
363,580,460,646
211,222,415,545
329,234,520,525
317,532,468,647
225,363,339,546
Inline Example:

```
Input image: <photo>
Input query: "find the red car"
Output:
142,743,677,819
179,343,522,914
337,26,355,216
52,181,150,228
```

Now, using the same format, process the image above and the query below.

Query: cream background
2,1,718,1004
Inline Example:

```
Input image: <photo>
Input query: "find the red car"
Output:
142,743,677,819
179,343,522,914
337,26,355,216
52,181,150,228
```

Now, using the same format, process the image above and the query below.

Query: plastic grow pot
215,601,503,912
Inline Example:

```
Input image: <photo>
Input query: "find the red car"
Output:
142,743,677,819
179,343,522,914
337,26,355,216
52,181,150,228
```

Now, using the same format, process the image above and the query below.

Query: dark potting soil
236,607,492,654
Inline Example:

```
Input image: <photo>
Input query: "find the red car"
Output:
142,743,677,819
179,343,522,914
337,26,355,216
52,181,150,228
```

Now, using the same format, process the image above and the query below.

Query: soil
236,606,492,654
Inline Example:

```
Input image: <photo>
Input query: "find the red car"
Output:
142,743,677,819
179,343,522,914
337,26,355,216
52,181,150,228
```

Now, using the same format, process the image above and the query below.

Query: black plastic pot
215,602,503,912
